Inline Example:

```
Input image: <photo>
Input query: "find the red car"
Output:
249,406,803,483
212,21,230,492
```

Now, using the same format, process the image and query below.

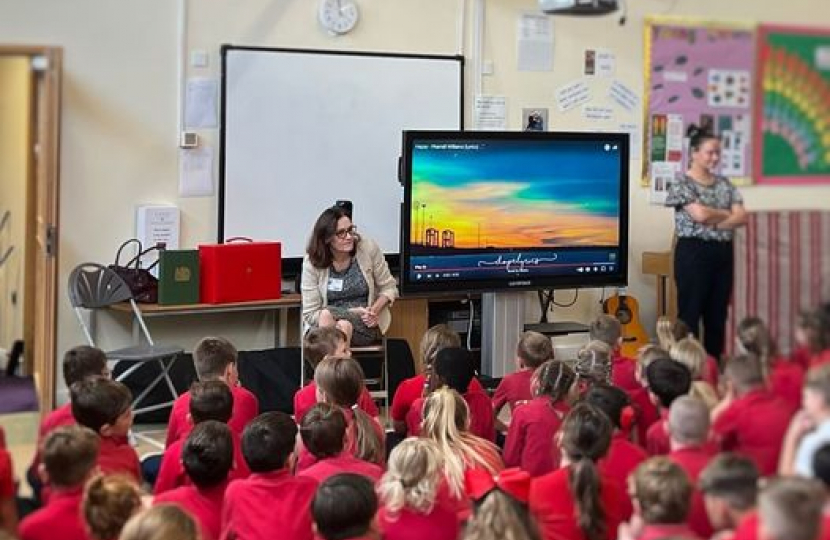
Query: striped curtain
728,211,830,356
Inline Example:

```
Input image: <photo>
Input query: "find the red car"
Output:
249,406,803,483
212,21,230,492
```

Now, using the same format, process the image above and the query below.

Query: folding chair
67,263,184,415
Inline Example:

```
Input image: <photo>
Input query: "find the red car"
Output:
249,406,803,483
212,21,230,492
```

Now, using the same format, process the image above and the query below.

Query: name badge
328,278,344,292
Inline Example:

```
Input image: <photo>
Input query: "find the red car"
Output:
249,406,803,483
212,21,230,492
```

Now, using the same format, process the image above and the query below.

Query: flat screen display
399,131,630,295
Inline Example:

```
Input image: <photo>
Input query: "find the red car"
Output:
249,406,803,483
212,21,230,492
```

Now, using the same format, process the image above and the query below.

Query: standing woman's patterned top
665,174,743,242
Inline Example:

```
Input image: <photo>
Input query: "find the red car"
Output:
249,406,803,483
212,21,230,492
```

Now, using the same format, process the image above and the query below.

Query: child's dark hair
63,345,108,387
314,356,383,464
300,403,347,459
189,380,233,424
303,327,347,368
559,403,613,540
812,443,830,490
723,354,764,393
182,420,233,489
584,384,630,429
241,411,297,473
687,123,718,152
312,473,378,540
433,347,475,394
533,360,575,405
645,359,692,408
192,336,237,380
71,377,132,433
42,425,100,488
517,331,554,369
699,453,759,511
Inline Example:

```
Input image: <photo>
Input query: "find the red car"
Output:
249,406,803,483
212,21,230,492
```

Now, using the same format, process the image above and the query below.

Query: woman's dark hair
687,123,718,152
584,384,630,429
306,206,359,268
560,403,613,540
312,473,378,540
534,360,576,405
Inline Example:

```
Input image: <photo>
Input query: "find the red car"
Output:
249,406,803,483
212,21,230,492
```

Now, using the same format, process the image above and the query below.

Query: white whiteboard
220,47,463,272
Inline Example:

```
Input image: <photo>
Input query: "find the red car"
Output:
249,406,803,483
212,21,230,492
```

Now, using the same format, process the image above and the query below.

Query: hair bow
464,467,531,504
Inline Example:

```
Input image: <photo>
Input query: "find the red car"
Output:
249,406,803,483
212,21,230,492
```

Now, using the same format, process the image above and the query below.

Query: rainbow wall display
755,25,830,185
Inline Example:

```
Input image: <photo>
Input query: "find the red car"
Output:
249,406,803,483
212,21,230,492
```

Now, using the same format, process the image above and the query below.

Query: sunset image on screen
409,141,621,251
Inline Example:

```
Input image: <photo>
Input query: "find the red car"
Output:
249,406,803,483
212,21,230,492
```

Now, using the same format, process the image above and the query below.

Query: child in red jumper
313,473,381,540
298,403,383,484
737,316,804,410
294,327,377,423
0,443,16,535
619,457,699,540
587,385,647,497
464,468,541,540
28,345,109,502
407,348,495,442
504,360,576,476
82,474,142,540
19,425,99,540
699,454,760,540
644,359,692,456
165,337,258,447
666,396,715,538
296,356,384,471
70,377,140,482
155,381,249,494
492,331,553,433
657,316,719,387
378,438,459,540
630,345,669,445
758,478,825,540
711,355,796,476
154,421,233,540
591,314,639,391
221,412,318,540
529,403,630,540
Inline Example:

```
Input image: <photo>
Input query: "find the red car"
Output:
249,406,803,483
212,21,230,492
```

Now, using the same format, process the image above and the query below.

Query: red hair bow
464,467,531,504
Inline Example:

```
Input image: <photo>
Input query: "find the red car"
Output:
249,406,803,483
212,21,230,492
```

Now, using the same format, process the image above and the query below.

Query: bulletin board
643,19,756,193
754,24,830,185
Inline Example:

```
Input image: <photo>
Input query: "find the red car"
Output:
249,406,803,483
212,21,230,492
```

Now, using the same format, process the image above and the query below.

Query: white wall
0,0,828,401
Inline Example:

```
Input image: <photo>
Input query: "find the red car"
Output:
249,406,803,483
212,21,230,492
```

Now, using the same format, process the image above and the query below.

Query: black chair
67,263,184,415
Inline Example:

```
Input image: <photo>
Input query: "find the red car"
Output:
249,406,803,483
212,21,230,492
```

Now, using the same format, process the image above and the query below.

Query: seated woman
301,206,398,346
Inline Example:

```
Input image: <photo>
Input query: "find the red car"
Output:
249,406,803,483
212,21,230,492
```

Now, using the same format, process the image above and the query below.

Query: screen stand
523,289,590,337
481,292,525,379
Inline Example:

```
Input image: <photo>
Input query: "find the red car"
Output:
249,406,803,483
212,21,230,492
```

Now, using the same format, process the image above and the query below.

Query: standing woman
302,206,398,346
666,125,747,360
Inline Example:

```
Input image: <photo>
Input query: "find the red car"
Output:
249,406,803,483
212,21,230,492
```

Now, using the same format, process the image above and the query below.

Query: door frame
0,45,62,411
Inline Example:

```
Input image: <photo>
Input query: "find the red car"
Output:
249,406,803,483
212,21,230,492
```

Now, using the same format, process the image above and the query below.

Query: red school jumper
529,465,631,540
297,452,383,484
711,388,796,476
612,351,639,391
165,385,259,447
377,501,459,540
635,523,700,540
293,382,378,422
667,445,716,538
295,407,385,472
155,482,228,540
28,403,75,478
492,369,533,414
503,397,569,477
19,487,89,540
646,409,671,456
391,374,485,426
599,431,648,495
221,469,317,540
97,435,141,482
154,430,250,495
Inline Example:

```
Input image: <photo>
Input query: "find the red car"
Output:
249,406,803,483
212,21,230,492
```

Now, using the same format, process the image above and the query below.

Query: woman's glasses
334,225,358,239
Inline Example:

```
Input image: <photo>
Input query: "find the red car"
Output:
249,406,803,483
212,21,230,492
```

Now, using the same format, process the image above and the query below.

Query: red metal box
199,240,282,303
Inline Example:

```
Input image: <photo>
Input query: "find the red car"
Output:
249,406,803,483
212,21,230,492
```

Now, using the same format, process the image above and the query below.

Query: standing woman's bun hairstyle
687,123,718,152
559,403,614,540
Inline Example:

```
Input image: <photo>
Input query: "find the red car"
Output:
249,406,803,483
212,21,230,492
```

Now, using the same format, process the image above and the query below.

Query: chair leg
122,356,180,416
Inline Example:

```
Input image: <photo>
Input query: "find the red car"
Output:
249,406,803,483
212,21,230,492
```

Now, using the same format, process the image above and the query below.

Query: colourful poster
755,25,830,185
643,19,755,187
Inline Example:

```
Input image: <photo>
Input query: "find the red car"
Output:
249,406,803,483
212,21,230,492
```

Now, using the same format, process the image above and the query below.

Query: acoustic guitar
602,289,649,358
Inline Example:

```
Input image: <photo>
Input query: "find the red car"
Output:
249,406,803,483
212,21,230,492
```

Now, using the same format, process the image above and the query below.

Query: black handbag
109,239,162,304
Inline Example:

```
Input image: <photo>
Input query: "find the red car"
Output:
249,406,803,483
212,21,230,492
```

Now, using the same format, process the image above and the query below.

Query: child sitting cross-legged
70,376,141,482
377,438,459,540
165,336,258,447
504,360,576,477
153,420,234,540
155,380,250,494
19,425,99,540
619,457,698,540
312,473,381,540
298,403,383,484
221,412,318,540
